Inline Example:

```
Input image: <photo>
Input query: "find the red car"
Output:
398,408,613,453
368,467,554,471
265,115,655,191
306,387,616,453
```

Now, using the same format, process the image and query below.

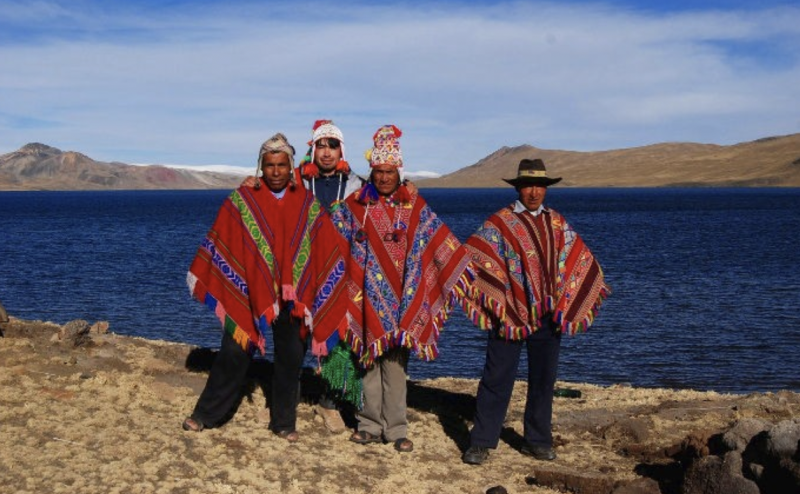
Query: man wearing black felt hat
459,158,610,466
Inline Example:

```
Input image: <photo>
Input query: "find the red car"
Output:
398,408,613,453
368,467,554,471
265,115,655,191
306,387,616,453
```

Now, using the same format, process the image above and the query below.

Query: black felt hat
502,158,562,187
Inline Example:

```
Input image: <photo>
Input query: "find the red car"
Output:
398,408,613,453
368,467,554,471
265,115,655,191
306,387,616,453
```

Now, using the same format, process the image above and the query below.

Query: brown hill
418,133,800,188
0,143,244,191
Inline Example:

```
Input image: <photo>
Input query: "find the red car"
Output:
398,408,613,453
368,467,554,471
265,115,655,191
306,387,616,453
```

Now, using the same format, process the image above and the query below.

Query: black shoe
521,444,556,461
462,446,490,465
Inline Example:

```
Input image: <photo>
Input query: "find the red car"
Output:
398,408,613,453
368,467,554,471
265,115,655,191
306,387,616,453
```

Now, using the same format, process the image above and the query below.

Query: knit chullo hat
255,132,296,189
357,124,410,205
299,119,350,177
312,120,345,159
365,124,404,181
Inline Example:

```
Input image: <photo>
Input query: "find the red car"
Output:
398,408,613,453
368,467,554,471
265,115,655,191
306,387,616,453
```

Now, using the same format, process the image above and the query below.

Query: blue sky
1,0,798,176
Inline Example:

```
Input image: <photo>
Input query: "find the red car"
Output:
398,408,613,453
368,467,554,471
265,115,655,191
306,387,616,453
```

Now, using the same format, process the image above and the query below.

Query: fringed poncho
187,185,348,355
321,185,472,367
461,205,609,339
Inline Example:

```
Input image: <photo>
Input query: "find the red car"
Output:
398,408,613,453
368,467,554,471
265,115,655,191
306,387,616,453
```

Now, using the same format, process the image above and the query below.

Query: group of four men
183,121,610,464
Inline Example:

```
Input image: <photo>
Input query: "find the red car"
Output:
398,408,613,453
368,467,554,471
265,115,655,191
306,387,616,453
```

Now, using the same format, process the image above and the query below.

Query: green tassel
320,341,364,409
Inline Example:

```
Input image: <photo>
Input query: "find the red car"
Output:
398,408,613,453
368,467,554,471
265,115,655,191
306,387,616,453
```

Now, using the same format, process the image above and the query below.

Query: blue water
2,188,799,394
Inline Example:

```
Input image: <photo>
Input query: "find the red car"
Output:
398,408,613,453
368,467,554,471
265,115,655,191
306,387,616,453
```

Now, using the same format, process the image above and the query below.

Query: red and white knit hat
310,119,346,161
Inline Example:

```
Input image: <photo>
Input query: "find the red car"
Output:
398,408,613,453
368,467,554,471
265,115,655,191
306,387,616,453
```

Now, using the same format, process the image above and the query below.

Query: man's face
517,184,548,211
371,164,400,196
314,138,342,175
261,152,292,192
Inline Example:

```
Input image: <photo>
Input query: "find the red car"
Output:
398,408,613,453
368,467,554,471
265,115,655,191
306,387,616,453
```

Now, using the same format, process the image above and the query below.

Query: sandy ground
1,317,798,494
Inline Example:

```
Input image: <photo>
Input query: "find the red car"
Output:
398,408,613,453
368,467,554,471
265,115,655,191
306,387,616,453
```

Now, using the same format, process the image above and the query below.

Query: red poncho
461,205,609,339
321,185,472,367
187,185,348,355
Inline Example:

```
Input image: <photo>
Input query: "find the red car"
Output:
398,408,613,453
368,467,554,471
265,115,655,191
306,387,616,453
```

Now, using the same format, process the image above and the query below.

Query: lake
2,187,799,393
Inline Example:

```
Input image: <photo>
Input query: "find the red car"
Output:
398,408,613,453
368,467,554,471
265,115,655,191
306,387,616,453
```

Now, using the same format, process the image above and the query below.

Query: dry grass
2,317,798,494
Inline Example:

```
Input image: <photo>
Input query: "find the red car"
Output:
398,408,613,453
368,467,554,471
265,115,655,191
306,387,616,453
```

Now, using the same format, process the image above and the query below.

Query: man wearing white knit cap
293,119,365,210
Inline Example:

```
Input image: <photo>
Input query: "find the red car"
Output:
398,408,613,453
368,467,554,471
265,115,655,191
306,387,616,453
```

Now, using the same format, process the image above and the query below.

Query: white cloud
1,0,798,174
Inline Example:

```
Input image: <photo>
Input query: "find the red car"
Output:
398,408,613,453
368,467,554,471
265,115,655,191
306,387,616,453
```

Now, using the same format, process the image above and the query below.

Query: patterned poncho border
321,187,472,368
460,205,609,339
187,186,347,355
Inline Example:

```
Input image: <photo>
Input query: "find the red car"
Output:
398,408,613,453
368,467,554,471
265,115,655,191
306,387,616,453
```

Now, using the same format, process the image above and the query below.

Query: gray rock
90,321,109,335
611,477,661,494
58,319,92,347
750,456,800,494
765,419,800,459
747,462,764,481
721,418,770,452
778,457,800,486
683,451,760,494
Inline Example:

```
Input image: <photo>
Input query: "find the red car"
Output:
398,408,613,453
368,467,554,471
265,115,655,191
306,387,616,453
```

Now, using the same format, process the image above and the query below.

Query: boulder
530,464,617,493
682,451,759,494
611,477,661,494
720,418,770,452
57,319,92,347
765,420,800,459
90,321,110,335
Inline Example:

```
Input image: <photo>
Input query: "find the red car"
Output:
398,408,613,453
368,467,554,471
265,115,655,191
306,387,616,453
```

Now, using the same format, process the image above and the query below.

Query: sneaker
521,444,556,461
314,405,346,434
462,446,490,465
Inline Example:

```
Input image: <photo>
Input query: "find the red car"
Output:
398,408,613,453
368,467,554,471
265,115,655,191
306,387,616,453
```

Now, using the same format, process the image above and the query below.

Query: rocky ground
1,317,797,494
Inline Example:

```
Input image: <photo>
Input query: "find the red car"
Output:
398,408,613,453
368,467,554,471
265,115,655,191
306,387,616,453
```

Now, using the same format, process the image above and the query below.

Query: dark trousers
191,310,306,432
470,320,561,449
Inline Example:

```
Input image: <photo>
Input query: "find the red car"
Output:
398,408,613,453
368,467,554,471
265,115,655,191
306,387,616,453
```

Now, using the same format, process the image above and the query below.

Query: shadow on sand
185,347,480,448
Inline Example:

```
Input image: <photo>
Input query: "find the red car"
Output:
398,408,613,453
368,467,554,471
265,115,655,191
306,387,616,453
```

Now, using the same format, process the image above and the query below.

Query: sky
1,0,799,176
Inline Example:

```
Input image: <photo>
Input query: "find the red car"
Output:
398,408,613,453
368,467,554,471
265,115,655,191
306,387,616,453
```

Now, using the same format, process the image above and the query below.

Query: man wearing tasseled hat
295,119,366,210
313,124,472,453
243,119,366,433
295,120,368,433
182,133,349,443
460,158,610,465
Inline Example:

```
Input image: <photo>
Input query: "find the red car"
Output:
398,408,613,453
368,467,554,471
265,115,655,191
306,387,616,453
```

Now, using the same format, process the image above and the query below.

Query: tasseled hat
365,124,404,181
312,120,345,159
254,132,296,189
357,124,410,204
299,119,350,178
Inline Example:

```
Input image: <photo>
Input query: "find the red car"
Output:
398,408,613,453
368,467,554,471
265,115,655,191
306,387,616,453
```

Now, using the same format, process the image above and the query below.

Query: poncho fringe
335,269,473,367
459,205,609,341
319,341,363,409
321,186,472,370
187,187,347,355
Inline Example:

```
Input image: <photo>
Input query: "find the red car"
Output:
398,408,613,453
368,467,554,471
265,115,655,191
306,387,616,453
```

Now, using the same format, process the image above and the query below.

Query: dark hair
316,138,341,149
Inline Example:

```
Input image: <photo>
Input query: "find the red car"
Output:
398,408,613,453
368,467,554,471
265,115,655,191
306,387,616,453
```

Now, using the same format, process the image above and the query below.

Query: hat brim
503,176,562,187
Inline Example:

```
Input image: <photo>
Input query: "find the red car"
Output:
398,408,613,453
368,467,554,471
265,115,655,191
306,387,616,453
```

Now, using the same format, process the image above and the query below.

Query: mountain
417,133,800,188
0,143,245,191
4,135,800,191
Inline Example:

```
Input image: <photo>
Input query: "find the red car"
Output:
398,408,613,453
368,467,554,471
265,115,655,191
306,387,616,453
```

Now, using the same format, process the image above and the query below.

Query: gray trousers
357,348,409,441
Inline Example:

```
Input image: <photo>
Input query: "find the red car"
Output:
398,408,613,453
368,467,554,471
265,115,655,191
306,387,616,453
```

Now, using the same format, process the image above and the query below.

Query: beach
1,317,797,494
